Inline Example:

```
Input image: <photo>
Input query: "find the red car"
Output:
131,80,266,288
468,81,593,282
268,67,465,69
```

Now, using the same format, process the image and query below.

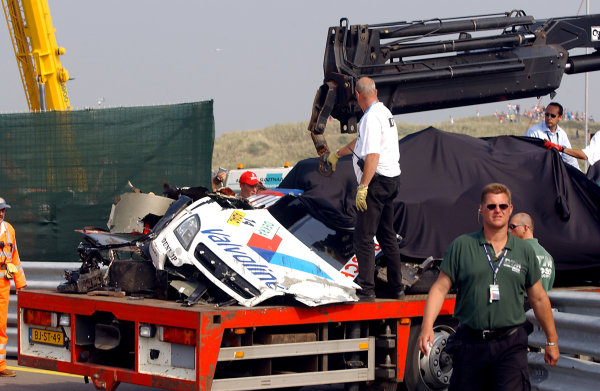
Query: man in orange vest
0,197,26,377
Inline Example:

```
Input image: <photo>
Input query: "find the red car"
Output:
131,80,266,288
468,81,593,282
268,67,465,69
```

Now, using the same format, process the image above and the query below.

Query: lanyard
482,244,508,285
363,101,378,117
546,130,558,144
545,129,559,144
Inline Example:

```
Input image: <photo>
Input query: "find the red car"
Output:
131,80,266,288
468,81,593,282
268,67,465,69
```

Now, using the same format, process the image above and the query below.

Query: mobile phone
215,167,227,183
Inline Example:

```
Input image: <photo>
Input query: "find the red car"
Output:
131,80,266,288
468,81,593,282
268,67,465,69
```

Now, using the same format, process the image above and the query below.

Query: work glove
5,263,17,279
327,151,339,172
544,140,564,152
356,184,368,212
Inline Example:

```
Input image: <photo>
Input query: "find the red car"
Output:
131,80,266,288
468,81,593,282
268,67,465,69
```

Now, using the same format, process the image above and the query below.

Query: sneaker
0,369,16,377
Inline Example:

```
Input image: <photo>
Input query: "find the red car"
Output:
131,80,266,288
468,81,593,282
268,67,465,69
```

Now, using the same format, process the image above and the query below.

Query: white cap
0,197,11,209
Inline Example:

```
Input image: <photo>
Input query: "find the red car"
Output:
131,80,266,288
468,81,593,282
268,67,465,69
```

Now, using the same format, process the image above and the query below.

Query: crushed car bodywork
150,196,359,307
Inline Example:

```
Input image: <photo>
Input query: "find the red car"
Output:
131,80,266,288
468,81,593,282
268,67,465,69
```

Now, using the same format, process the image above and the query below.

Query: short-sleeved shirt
440,230,541,330
525,238,555,292
353,101,401,182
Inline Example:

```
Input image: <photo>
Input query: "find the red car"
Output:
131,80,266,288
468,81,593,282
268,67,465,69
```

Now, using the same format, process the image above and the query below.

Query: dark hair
547,102,564,116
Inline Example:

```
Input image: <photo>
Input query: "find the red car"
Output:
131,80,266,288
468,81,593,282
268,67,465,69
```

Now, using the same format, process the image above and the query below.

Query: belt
460,324,522,341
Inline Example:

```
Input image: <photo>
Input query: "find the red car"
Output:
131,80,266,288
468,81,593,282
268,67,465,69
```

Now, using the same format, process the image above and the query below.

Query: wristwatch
358,184,367,190
546,341,557,346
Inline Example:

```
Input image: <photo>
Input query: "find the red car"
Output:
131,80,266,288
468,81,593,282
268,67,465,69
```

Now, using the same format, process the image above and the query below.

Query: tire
403,319,457,391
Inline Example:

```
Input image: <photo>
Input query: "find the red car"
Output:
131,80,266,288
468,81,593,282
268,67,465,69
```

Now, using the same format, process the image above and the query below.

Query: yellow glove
356,184,368,212
5,263,17,279
327,151,339,172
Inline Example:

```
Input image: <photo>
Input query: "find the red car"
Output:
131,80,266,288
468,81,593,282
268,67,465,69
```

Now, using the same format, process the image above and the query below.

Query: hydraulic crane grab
309,10,600,175
2,0,71,111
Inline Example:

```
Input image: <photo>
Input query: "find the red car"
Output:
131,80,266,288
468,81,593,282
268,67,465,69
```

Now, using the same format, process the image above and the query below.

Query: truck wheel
403,320,456,391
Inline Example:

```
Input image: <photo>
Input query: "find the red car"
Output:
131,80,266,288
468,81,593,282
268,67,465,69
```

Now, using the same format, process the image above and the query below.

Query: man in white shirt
326,77,404,300
525,102,580,170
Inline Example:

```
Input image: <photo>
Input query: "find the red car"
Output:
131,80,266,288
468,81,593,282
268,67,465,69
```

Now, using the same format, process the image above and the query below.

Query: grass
212,115,596,171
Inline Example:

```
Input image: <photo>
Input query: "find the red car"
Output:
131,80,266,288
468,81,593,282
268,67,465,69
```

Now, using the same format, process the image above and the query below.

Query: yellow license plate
29,328,64,346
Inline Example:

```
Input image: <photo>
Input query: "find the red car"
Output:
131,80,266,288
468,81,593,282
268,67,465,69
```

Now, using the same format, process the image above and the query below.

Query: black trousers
449,324,530,391
354,174,402,296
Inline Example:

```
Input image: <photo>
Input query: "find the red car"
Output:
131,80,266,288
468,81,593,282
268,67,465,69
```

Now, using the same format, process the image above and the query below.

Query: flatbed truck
18,289,456,391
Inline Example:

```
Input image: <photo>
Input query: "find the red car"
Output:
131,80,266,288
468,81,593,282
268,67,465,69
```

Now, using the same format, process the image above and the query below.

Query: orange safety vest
0,221,26,288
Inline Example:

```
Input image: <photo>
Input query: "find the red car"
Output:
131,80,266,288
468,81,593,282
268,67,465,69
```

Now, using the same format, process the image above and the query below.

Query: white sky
1,0,600,136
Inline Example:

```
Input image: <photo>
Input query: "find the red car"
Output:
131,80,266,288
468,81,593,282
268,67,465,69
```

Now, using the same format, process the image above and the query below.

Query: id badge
489,284,500,303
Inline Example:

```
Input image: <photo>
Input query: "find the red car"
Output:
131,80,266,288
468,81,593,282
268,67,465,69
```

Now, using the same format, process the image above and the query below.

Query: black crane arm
308,10,600,174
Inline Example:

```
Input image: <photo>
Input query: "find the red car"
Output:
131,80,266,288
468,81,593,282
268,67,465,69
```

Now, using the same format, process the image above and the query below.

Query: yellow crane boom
2,0,71,111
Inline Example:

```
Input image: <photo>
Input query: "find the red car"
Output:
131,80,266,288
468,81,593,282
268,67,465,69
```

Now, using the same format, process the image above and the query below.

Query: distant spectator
256,181,267,193
239,170,261,198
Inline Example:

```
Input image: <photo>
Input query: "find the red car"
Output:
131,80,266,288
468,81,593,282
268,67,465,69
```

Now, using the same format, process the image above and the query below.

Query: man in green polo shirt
418,183,559,391
509,212,555,292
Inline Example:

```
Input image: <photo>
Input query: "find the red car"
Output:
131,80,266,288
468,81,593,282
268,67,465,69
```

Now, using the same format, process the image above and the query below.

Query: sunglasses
486,203,509,210
508,224,523,230
545,113,558,118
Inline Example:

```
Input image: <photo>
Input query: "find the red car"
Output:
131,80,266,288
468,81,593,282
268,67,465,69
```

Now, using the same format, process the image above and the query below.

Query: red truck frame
18,289,456,391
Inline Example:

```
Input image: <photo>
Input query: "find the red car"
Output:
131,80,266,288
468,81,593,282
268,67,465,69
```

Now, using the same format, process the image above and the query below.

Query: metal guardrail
7,261,80,357
543,290,600,317
529,353,600,391
527,290,600,391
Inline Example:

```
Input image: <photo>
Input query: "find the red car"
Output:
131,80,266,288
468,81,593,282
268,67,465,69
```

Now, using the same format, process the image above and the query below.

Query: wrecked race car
149,193,360,307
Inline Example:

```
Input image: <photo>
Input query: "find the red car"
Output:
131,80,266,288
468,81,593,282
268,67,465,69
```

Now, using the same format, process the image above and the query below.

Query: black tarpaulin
280,127,600,281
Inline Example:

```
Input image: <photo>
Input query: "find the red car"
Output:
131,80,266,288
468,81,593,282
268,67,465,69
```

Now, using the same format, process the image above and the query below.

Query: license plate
29,328,64,346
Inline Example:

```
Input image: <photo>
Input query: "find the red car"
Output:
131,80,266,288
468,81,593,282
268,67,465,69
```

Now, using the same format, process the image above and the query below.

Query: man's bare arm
360,153,379,186
337,138,358,157
527,280,560,366
418,271,453,355
562,147,588,161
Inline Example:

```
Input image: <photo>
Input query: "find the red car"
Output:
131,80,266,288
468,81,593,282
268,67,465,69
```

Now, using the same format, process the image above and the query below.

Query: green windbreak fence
0,101,214,262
